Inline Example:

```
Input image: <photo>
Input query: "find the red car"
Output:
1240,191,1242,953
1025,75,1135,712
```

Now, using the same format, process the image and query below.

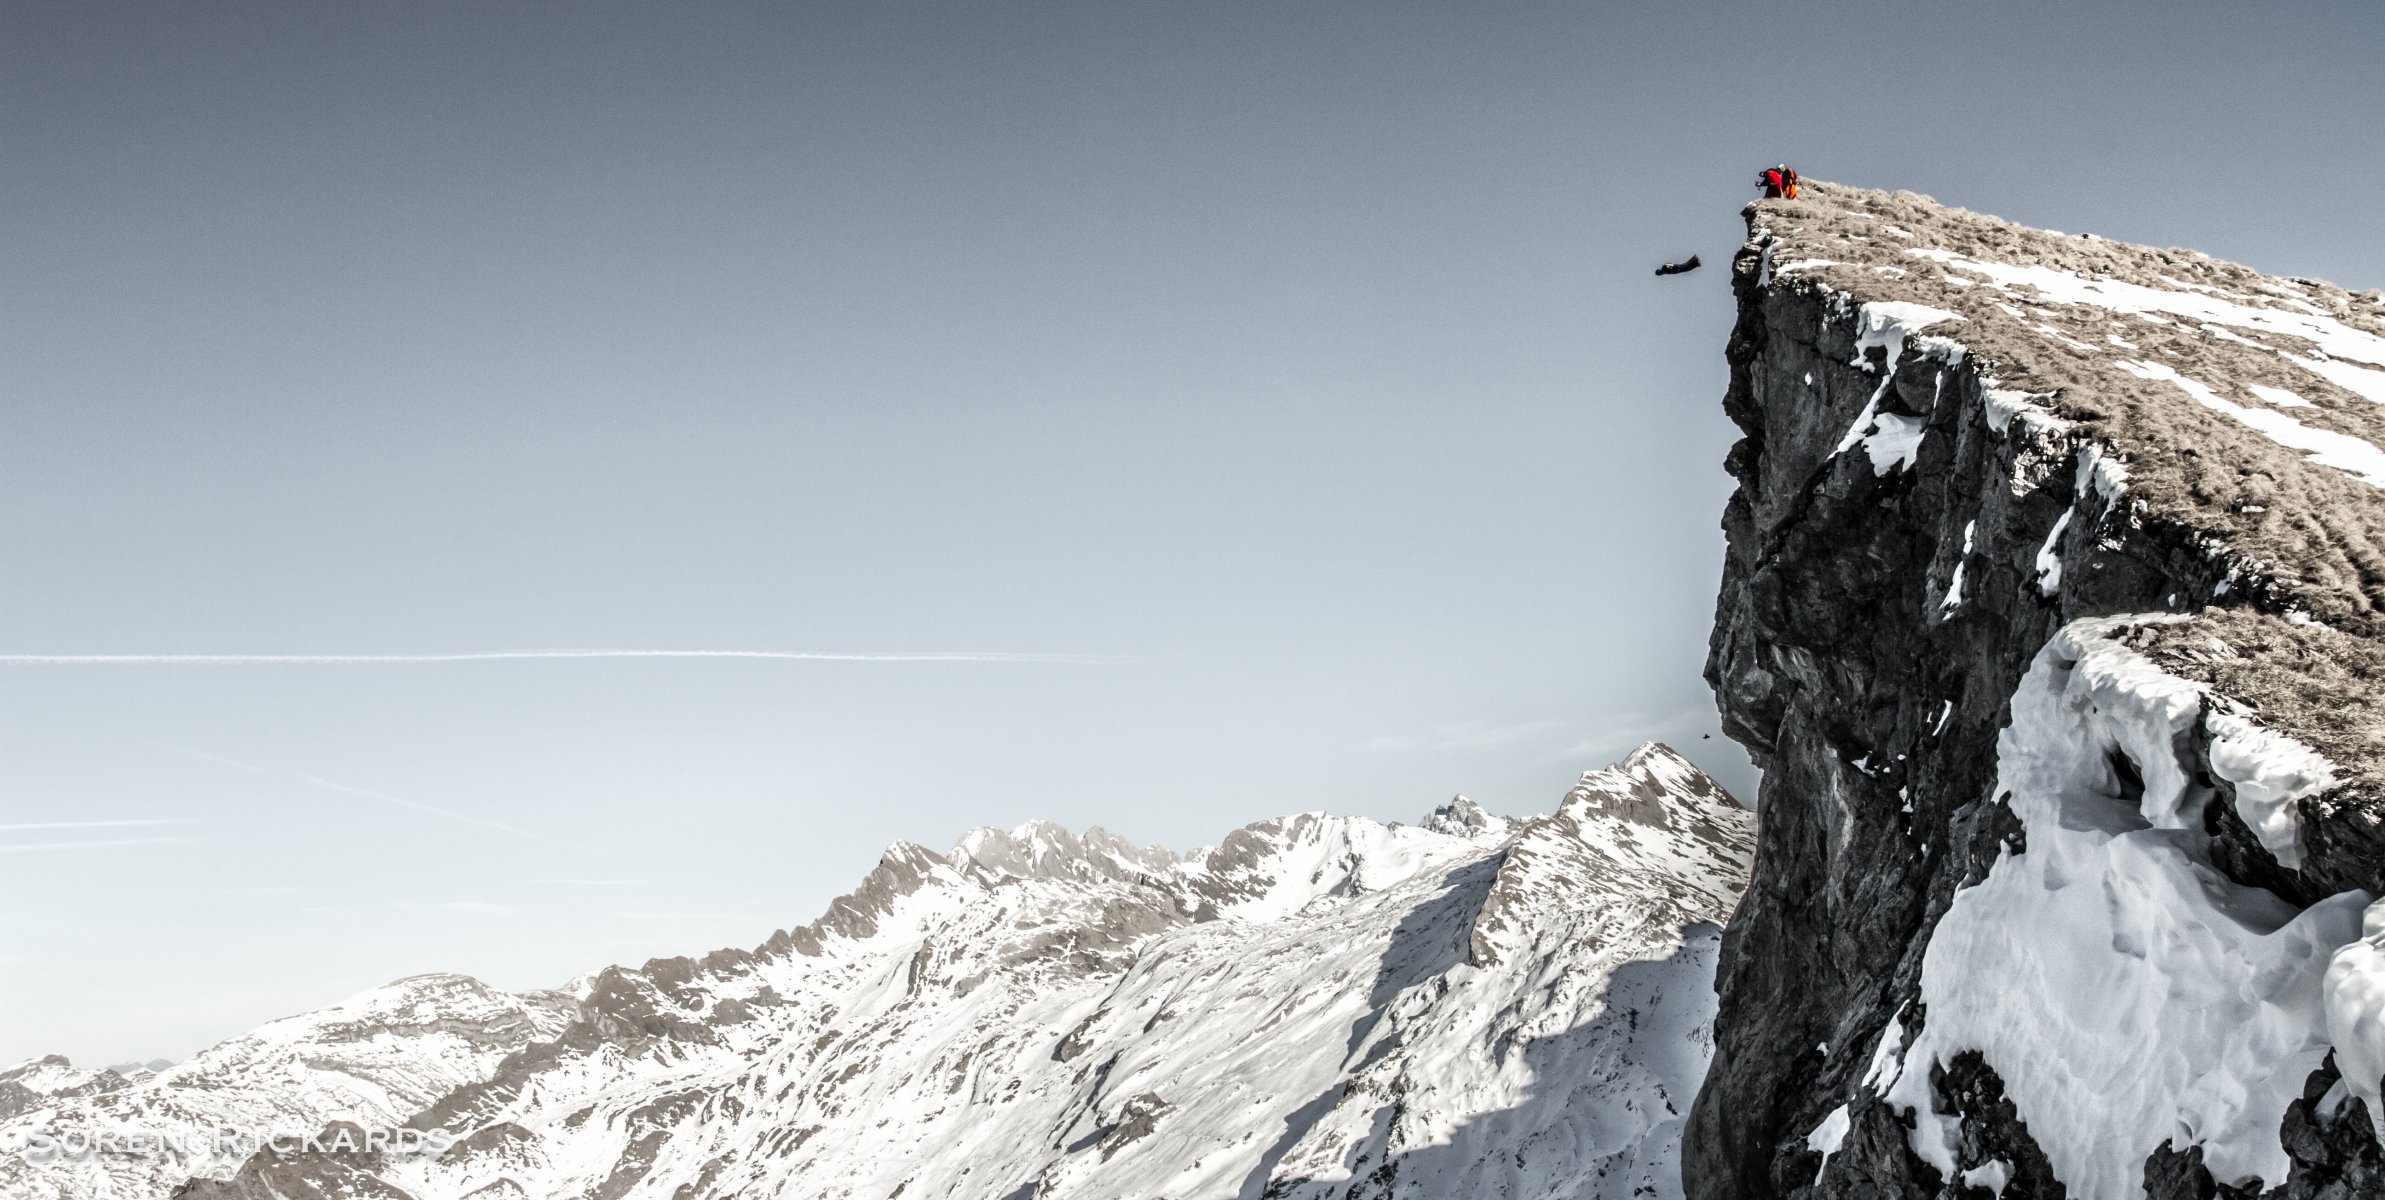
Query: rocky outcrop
1696,181,2385,1198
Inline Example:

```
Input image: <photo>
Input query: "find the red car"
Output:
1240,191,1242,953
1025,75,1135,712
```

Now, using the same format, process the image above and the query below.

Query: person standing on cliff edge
1757,164,1799,199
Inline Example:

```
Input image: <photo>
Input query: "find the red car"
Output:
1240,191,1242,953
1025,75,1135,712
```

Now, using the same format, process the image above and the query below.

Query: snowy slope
0,1059,133,1124
3,744,1753,1200
0,975,578,1199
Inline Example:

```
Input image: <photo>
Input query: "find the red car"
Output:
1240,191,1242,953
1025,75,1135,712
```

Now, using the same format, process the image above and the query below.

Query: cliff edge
1697,181,2385,1198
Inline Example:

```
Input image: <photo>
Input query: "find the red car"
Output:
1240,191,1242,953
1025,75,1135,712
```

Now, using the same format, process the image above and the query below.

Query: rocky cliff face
1696,181,2385,1199
3,745,1753,1200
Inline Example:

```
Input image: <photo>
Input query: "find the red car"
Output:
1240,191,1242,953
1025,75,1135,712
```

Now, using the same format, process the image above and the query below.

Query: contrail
178,749,574,849
0,649,1136,666
0,837,192,854
0,818,198,833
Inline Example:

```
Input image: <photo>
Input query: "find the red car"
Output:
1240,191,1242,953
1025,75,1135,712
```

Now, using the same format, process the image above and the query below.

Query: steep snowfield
3,744,1753,1200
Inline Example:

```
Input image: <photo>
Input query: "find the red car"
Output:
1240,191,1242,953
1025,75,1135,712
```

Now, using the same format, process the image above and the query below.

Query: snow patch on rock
1890,617,2371,1198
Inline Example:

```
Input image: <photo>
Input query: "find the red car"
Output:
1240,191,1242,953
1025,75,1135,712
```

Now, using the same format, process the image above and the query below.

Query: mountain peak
948,819,1179,885
1568,741,1743,826
1469,745,1757,969
1421,794,1506,837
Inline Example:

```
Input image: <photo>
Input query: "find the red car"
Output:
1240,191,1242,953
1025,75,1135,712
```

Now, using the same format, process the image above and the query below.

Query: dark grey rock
1694,182,2385,1198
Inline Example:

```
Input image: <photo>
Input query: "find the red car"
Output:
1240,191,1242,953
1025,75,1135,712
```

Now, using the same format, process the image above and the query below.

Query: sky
5,0,2382,1066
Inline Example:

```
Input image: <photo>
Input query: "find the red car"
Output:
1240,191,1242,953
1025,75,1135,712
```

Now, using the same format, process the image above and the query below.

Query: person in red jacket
1757,164,1800,199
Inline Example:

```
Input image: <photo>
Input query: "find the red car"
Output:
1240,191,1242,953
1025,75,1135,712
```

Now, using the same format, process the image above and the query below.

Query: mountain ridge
2,742,1753,1200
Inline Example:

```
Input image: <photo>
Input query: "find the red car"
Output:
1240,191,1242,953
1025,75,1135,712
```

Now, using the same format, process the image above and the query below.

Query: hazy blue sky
6,1,2381,1065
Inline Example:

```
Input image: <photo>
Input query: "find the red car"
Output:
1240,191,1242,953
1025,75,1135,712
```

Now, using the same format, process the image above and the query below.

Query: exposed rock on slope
3,745,1753,1200
0,1059,135,1124
0,975,577,1200
1697,181,2385,1199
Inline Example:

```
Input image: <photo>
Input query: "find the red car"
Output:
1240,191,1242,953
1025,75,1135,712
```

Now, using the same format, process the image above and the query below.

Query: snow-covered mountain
0,1060,135,1124
0,744,1752,1200
1700,180,2385,1198
0,975,577,1199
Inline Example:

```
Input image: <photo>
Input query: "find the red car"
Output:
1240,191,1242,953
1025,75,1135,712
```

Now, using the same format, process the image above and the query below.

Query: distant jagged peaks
763,744,1735,963
0,1056,134,1123
0,1055,178,1121
5,743,1759,1200
1421,794,1505,837
0,971,576,1198
949,819,1178,885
